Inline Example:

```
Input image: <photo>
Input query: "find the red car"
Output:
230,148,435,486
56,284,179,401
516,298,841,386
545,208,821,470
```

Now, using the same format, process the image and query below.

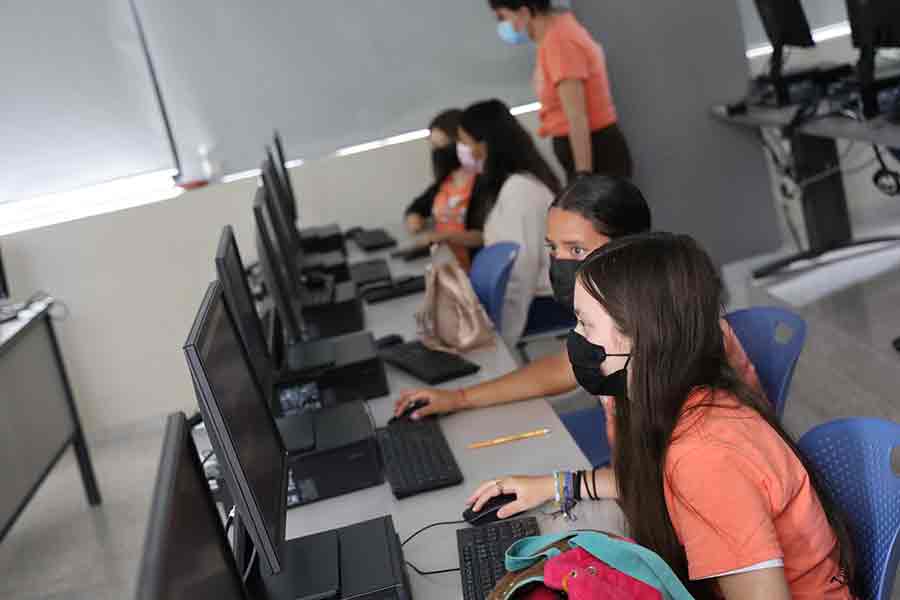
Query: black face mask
549,258,581,311
566,330,630,398
432,145,460,183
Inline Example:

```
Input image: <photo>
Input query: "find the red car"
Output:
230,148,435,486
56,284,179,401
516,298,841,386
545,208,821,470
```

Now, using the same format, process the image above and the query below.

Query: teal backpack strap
570,532,694,600
503,532,576,572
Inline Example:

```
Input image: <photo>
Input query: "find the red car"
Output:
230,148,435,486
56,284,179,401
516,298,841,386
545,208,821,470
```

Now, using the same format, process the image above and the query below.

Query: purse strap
505,531,695,600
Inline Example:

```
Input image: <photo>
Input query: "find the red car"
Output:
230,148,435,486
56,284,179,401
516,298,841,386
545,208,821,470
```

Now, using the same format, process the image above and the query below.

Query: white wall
2,112,555,438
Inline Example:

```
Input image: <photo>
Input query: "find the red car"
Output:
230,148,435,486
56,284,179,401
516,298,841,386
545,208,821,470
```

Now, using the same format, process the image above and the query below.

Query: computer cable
404,561,460,576
401,519,466,546
242,547,257,583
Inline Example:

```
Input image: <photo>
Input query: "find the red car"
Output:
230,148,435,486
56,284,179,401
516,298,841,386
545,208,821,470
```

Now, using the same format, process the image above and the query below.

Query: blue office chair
516,298,577,362
560,406,612,468
724,307,807,418
469,242,519,332
798,418,900,600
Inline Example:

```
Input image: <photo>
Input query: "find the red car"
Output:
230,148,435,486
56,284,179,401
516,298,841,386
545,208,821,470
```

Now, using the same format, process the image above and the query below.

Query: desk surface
285,228,624,599
711,104,900,146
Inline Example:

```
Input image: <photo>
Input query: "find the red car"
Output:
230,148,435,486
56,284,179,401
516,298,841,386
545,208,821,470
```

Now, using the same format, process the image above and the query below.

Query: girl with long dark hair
456,98,562,344
404,109,482,269
467,233,859,600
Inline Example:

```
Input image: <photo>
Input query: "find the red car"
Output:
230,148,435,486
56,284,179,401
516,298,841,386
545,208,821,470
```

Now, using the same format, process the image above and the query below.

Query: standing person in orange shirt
404,109,483,270
467,233,860,600
489,0,633,181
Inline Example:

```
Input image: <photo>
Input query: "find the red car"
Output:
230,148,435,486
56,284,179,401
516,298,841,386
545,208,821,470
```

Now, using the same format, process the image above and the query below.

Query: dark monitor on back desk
184,281,289,576
845,0,900,117
0,242,9,303
754,0,814,49
253,189,306,345
270,136,298,225
216,225,275,403
136,412,248,600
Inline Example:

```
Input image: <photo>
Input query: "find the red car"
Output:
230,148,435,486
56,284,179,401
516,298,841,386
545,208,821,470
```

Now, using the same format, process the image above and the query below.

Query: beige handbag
417,244,495,353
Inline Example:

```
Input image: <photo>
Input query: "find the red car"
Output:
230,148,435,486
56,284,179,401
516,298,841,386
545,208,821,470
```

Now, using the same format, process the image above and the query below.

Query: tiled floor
2,254,899,599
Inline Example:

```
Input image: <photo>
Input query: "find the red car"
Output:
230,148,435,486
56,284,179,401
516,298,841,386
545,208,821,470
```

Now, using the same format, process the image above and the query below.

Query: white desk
284,229,624,599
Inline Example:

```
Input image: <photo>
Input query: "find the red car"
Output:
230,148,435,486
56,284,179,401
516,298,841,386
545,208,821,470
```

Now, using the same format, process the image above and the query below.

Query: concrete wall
574,1,782,264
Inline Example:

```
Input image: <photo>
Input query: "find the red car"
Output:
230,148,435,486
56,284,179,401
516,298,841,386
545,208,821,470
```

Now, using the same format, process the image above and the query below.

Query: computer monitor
753,0,815,106
270,134,298,225
252,190,306,345
846,0,900,116
259,159,305,278
0,242,9,302
184,282,289,575
754,0,814,48
136,412,248,600
215,226,274,404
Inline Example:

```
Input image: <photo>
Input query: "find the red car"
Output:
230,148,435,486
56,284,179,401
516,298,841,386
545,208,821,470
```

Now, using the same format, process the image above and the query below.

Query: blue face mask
497,20,530,45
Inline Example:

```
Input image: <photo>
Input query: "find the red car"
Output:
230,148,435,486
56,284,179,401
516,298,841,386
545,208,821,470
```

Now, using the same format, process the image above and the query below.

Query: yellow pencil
467,428,551,449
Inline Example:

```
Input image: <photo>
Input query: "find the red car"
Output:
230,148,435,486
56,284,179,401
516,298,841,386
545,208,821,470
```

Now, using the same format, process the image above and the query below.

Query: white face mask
456,142,484,174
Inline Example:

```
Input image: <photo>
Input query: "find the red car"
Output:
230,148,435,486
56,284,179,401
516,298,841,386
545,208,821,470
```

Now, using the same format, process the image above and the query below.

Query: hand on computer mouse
394,388,464,419
466,475,556,520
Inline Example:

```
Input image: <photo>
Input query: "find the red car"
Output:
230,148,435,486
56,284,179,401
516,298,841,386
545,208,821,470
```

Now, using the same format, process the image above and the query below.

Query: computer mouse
388,399,428,424
375,334,405,350
462,493,518,526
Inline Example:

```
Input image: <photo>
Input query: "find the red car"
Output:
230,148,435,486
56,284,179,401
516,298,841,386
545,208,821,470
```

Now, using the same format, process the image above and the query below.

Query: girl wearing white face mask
456,99,562,346
489,0,632,182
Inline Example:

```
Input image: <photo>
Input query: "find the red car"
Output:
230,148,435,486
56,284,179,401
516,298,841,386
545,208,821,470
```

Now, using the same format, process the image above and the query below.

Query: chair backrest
798,418,900,600
724,306,807,418
469,242,519,331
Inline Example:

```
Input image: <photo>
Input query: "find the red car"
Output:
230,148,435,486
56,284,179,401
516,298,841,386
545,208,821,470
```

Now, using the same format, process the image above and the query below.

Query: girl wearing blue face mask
488,0,632,182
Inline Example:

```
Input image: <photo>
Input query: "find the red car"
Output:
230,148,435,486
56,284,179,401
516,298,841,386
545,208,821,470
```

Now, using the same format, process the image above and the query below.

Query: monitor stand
855,44,900,119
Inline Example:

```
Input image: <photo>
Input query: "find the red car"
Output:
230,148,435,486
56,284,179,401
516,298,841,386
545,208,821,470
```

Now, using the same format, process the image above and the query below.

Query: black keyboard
350,259,392,287
376,419,463,498
362,276,426,303
353,228,397,252
379,341,480,385
390,244,430,262
457,517,540,600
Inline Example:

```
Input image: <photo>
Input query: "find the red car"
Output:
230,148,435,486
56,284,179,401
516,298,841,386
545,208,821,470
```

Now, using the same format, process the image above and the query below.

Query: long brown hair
576,232,858,599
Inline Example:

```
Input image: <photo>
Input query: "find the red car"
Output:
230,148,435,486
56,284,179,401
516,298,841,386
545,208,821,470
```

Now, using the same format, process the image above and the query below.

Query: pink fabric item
543,547,663,600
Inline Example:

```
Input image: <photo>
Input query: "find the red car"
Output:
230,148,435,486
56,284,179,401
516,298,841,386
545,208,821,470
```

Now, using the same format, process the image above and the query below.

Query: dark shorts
552,122,633,182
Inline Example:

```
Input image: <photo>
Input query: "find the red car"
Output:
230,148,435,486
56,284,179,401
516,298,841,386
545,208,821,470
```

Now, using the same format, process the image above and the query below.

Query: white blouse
483,173,554,347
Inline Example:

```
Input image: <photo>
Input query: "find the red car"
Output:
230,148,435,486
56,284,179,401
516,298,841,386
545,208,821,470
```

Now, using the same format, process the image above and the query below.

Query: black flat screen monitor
253,190,305,344
260,160,306,278
136,412,247,600
753,0,815,48
0,242,9,302
216,226,274,403
184,282,288,575
846,0,900,48
270,135,298,225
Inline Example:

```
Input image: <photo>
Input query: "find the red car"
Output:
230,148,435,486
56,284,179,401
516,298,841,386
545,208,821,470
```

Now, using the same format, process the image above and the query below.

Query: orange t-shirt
604,319,766,448
535,13,618,138
432,170,475,269
663,388,852,599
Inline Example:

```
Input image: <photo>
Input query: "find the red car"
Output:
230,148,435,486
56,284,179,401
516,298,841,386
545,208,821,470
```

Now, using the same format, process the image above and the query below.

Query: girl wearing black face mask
468,234,859,600
396,175,655,421
403,109,484,270
396,176,763,457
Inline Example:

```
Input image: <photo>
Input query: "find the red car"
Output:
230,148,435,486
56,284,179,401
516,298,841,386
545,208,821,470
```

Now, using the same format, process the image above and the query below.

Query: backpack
487,530,695,600
416,244,495,352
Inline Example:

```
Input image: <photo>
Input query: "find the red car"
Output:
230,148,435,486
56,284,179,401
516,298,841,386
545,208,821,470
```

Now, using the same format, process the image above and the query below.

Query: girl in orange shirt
404,109,481,269
489,0,632,181
468,234,859,600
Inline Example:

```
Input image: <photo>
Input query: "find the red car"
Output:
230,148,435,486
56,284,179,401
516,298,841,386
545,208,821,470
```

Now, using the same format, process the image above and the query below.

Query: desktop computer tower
303,280,365,338
283,401,382,506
